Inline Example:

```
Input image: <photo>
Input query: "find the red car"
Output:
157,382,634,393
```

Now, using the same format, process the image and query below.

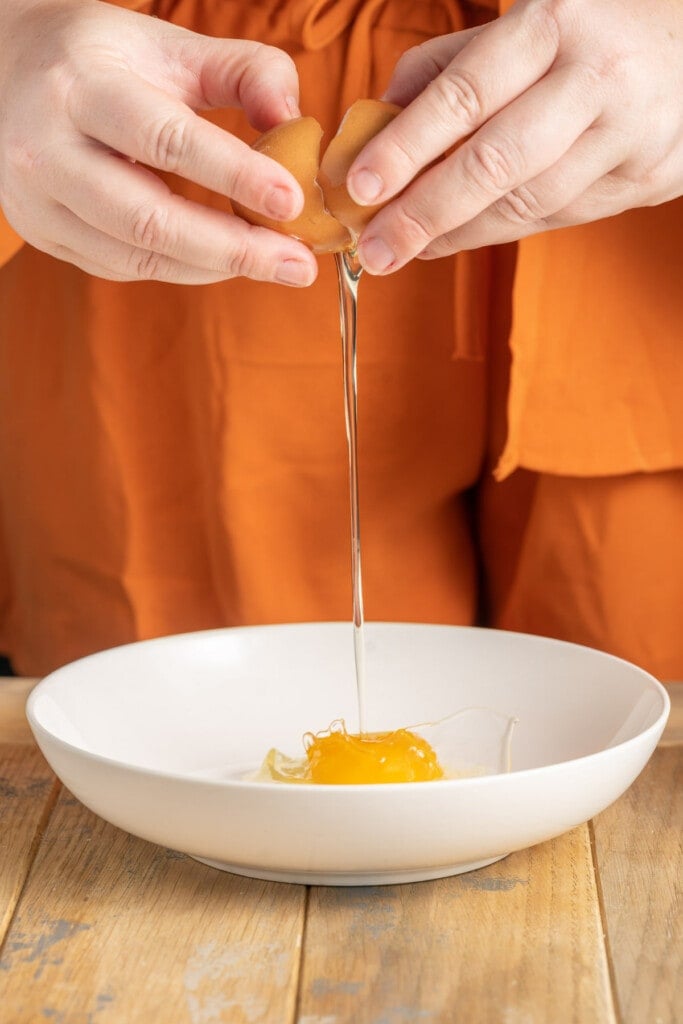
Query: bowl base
190,853,509,886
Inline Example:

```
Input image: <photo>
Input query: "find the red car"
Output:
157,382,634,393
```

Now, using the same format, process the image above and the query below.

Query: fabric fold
496,201,683,479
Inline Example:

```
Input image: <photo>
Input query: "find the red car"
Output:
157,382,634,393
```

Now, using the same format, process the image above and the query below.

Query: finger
38,139,317,282
419,126,631,255
72,68,304,220
41,244,131,282
161,34,302,130
382,28,482,107
40,199,318,286
39,230,215,284
356,64,604,274
347,2,562,205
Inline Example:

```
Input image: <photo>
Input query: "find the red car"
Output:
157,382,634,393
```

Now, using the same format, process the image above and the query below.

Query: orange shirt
3,0,681,480
0,0,681,675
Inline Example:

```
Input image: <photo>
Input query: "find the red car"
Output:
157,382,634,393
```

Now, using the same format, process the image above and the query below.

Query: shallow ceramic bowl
27,623,669,885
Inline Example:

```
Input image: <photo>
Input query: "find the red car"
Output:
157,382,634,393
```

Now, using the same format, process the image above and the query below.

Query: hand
0,0,318,286
346,0,683,274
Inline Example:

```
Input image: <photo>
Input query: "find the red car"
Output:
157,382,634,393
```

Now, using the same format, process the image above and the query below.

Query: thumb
174,35,301,130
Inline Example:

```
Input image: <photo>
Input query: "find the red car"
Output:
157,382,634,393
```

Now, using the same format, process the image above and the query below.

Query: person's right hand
0,0,318,286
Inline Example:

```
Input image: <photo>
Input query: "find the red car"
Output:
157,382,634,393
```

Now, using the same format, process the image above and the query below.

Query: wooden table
0,678,681,1024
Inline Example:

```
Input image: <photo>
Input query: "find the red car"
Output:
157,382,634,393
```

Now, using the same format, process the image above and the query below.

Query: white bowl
27,623,669,886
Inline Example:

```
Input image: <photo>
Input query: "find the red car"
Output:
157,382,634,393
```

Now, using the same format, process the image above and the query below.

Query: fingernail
348,168,384,205
265,186,298,220
286,95,301,118
358,236,396,274
276,258,315,287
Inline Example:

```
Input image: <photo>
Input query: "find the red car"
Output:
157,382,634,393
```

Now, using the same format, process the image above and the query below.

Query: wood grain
0,676,679,1024
0,678,39,743
0,787,306,1024
0,743,59,944
661,683,683,746
298,826,617,1024
591,746,683,1024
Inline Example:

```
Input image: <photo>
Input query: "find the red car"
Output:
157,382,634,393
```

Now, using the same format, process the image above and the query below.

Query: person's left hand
346,0,683,274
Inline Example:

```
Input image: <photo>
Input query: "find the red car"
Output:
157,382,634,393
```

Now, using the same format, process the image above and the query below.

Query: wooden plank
591,746,683,1024
0,789,306,1024
661,683,683,747
0,674,677,1024
0,743,59,944
0,678,39,743
297,826,616,1024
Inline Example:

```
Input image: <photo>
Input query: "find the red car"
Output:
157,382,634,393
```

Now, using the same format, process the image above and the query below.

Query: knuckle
394,202,436,248
223,237,256,279
495,184,546,224
385,129,425,171
527,0,565,50
578,58,611,95
261,43,297,77
237,42,296,94
431,66,484,128
2,119,49,182
396,44,439,81
622,148,672,197
639,165,665,197
131,247,166,281
45,58,81,114
393,44,445,100
394,45,422,76
4,132,39,181
17,139,63,194
464,135,523,195
129,202,170,252
148,112,191,171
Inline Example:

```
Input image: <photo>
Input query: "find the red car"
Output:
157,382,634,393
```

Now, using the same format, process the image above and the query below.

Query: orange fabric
480,280,683,683
497,206,683,479
0,0,490,676
480,466,683,682
0,0,681,681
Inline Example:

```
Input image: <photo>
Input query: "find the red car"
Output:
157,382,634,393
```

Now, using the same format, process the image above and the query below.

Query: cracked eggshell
233,101,401,255
317,99,402,239
231,116,352,255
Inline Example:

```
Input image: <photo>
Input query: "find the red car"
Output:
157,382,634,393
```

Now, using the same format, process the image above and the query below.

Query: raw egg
232,99,401,253
252,709,518,786
306,724,444,784
258,719,444,785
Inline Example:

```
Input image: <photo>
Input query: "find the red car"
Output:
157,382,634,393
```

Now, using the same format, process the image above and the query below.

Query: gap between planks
0,743,62,945
1,677,680,1024
588,817,625,1024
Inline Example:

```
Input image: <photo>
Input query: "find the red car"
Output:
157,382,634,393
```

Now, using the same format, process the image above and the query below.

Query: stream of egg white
334,250,367,735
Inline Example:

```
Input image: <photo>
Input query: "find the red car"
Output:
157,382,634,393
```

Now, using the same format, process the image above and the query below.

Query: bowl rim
25,622,671,794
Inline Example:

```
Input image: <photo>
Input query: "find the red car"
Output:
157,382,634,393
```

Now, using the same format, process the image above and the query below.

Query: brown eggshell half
317,99,402,239
233,101,402,254
231,117,352,255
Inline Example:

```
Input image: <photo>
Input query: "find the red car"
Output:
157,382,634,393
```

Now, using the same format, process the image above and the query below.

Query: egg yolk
305,728,444,784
